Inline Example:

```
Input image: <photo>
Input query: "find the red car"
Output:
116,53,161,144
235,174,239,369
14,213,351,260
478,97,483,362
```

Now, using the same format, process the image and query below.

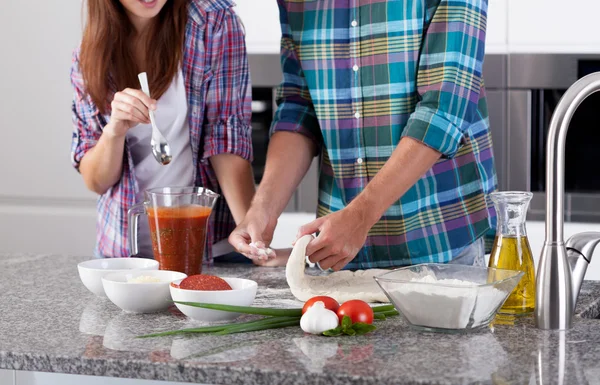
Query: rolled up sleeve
270,0,322,150
70,50,102,171
403,0,487,158
202,10,253,162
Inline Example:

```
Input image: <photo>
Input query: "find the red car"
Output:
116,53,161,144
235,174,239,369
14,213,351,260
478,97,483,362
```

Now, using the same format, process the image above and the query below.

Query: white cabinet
508,0,600,53
0,0,97,257
486,0,508,53
234,0,281,54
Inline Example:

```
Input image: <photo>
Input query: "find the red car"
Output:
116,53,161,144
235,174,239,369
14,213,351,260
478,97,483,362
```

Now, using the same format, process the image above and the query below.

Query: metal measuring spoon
137,72,172,165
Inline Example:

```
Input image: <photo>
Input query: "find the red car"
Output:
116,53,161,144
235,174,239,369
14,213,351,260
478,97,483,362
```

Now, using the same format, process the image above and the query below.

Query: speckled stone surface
2,254,600,385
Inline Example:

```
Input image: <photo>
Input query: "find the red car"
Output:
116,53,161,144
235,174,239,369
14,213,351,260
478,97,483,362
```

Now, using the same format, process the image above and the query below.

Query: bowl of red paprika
170,275,258,322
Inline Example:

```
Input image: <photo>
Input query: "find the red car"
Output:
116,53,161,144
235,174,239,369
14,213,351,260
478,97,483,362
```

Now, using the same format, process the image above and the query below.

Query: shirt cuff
402,106,465,158
203,115,253,161
71,138,99,171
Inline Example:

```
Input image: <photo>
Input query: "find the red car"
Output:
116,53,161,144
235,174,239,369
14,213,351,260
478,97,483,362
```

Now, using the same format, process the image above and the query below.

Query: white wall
236,0,600,55
508,0,600,53
0,1,97,256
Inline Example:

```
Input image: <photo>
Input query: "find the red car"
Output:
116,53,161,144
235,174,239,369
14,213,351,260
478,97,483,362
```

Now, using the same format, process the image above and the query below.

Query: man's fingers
228,233,255,257
331,256,353,271
296,217,325,240
307,247,331,264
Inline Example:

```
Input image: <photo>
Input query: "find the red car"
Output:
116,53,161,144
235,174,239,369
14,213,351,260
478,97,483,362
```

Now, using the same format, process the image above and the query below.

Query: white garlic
300,301,339,335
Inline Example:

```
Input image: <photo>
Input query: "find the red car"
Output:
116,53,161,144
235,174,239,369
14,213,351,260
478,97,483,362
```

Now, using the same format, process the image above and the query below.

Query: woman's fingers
113,92,152,122
121,88,157,111
110,100,148,124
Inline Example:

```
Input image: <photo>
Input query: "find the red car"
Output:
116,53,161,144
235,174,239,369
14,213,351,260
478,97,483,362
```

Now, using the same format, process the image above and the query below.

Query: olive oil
488,235,536,315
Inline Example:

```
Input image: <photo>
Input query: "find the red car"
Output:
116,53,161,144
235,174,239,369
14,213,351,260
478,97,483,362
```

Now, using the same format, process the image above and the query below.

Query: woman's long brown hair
79,0,188,114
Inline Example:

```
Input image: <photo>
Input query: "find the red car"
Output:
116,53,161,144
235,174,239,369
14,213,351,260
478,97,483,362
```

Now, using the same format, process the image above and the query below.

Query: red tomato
337,300,374,324
302,296,340,314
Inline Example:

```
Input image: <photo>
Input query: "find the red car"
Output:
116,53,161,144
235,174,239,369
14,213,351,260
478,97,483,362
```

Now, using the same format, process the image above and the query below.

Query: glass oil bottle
488,191,536,315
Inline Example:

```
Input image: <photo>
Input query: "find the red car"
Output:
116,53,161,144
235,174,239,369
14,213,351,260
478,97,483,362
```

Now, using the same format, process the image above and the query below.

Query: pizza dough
285,235,390,303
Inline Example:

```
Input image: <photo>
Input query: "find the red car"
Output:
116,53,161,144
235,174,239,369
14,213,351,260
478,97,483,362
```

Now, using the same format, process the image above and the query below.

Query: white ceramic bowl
78,258,159,297
102,270,187,313
170,277,258,322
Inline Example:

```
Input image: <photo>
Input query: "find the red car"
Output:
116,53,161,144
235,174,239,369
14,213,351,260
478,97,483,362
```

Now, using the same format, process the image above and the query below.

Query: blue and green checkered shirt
271,0,497,269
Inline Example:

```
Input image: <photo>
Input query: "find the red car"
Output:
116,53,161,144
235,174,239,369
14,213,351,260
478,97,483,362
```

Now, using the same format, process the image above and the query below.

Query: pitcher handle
128,203,146,256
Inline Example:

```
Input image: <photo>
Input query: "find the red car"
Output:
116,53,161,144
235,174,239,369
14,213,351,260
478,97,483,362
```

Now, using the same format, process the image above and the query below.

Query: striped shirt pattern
70,0,252,261
272,0,497,269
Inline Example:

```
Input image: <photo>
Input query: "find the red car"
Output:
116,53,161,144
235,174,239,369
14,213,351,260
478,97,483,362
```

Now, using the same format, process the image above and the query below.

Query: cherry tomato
302,296,340,314
337,300,374,324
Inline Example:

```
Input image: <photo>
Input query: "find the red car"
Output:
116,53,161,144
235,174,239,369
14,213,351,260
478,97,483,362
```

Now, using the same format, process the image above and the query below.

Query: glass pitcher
488,191,536,316
128,187,219,276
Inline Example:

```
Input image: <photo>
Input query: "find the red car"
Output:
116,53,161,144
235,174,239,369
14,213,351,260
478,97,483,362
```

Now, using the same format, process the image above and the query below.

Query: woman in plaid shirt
70,0,256,262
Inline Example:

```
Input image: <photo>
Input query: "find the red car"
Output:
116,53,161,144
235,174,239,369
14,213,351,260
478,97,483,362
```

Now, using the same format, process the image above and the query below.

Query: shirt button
354,112,361,119
353,64,359,72
357,158,363,164
351,20,358,27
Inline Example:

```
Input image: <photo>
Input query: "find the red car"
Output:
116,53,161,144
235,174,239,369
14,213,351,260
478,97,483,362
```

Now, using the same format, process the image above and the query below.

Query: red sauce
179,274,232,291
148,205,211,276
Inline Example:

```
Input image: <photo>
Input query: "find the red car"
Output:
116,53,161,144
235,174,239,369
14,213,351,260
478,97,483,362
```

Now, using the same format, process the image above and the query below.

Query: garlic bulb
300,301,339,335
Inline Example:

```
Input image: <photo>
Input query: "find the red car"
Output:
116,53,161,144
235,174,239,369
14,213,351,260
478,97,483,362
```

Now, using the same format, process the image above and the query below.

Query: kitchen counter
2,254,600,385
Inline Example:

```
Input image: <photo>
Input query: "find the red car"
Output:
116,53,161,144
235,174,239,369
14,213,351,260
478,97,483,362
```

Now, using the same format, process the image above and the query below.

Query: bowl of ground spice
170,275,258,322
374,264,523,333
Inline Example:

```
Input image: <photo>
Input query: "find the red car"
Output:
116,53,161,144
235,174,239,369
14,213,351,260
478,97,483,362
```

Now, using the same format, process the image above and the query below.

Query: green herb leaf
323,326,343,336
341,315,352,331
351,322,377,335
343,327,356,336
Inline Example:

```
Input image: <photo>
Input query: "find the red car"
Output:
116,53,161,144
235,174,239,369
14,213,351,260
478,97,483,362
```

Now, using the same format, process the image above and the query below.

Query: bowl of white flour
374,263,523,333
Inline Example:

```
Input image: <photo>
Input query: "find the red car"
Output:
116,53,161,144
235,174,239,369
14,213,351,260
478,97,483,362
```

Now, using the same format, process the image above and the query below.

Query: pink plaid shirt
70,0,252,261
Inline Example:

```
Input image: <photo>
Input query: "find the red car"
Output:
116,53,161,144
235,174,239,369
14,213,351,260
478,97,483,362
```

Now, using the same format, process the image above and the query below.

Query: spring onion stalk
371,304,395,313
215,319,301,335
173,302,303,317
137,316,296,338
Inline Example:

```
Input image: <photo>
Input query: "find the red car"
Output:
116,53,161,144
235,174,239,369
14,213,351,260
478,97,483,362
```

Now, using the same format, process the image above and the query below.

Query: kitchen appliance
250,87,274,184
506,54,600,222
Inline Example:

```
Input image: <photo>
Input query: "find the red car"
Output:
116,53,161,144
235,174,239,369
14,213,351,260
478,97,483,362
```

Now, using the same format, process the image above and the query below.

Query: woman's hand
105,88,157,137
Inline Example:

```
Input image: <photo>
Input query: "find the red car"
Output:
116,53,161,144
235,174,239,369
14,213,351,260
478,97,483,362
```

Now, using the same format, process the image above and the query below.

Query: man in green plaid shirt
231,0,497,271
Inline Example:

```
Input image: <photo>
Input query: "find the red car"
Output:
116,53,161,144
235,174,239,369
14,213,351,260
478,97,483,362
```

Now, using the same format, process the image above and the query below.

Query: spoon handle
137,72,159,134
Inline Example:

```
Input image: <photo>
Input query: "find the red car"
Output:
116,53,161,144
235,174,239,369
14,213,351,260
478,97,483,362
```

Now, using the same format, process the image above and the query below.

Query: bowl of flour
374,263,523,333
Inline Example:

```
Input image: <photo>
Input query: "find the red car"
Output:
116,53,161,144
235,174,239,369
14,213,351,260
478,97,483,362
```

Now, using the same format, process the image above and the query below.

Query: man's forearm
253,132,317,217
349,136,442,227
210,154,256,225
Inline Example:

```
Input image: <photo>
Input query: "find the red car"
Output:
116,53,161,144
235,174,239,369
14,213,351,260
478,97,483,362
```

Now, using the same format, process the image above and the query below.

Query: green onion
374,313,386,320
173,301,303,317
215,319,300,335
379,310,400,317
136,316,291,338
371,304,395,313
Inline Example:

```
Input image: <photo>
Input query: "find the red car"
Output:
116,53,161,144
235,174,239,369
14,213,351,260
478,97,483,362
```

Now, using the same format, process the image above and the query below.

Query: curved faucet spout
566,232,600,310
536,72,600,330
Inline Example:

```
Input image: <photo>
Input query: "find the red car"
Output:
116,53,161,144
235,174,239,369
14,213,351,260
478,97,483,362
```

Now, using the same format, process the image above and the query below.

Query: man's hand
252,248,292,267
229,208,278,260
296,205,371,271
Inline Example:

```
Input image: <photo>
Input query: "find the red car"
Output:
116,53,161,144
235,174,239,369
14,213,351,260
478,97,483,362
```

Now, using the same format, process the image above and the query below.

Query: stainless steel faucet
536,72,600,329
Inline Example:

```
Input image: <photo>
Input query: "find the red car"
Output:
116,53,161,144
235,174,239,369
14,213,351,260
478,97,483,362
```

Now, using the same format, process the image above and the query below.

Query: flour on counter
390,275,507,329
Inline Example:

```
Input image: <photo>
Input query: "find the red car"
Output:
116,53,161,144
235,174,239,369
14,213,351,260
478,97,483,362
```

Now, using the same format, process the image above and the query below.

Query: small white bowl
102,270,187,313
78,258,159,297
170,277,257,322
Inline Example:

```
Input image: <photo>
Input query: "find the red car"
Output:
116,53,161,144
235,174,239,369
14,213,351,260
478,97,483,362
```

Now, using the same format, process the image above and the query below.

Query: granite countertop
2,254,600,385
